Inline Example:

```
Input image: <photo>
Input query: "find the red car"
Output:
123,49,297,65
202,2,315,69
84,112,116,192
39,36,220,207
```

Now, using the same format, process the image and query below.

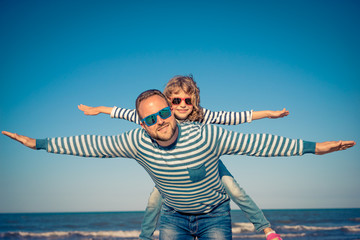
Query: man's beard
152,122,176,142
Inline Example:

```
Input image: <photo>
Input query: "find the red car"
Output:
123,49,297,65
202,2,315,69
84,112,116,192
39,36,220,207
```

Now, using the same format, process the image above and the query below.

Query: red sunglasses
171,97,192,105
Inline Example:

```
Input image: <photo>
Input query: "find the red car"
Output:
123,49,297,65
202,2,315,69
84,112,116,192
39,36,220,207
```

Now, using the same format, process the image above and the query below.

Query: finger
342,140,356,145
341,141,356,149
332,140,355,151
2,131,16,139
2,131,23,143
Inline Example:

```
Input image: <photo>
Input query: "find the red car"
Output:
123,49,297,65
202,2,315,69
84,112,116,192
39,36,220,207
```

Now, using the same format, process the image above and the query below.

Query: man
2,89,356,240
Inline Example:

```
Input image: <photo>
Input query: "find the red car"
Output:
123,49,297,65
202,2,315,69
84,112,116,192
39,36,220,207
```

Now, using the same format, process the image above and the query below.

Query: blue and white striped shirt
36,122,315,214
110,106,253,125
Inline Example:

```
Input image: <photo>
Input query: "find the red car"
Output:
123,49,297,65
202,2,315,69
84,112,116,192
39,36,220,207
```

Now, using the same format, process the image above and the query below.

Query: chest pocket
187,163,206,183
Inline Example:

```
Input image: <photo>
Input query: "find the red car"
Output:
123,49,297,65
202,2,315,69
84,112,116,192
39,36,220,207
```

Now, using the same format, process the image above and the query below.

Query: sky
0,0,359,213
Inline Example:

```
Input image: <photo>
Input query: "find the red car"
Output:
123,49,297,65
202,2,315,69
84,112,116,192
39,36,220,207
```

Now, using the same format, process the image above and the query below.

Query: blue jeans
159,200,232,240
218,160,270,232
139,160,270,239
139,187,163,240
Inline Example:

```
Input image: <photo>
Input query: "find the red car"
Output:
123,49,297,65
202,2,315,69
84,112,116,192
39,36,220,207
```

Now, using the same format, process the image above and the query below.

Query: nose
157,115,165,125
179,100,186,107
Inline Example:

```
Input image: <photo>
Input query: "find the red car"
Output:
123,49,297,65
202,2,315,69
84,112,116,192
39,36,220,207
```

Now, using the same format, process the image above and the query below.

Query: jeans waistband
163,199,230,216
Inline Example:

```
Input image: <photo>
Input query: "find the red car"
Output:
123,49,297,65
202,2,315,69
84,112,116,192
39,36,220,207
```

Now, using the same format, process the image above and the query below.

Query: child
78,75,287,240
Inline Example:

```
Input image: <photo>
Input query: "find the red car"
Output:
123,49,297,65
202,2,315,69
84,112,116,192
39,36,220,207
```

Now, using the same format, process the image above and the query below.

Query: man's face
138,95,178,145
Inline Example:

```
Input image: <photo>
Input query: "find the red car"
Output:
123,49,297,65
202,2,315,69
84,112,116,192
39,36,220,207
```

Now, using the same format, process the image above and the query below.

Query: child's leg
139,187,163,240
218,160,270,232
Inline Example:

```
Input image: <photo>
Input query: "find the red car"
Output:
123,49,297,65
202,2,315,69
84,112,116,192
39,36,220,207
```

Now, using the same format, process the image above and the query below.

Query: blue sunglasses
141,107,172,126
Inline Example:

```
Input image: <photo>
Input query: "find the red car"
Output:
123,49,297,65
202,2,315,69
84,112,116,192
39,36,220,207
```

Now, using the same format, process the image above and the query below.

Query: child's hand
78,104,101,115
268,108,289,119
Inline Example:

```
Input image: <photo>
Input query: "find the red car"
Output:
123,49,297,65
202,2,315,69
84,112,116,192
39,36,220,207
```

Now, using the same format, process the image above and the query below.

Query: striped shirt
110,106,253,125
36,122,316,214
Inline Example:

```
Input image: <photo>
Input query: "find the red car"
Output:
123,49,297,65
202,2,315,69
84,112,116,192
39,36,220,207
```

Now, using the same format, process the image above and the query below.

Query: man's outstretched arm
216,126,356,157
3,130,355,155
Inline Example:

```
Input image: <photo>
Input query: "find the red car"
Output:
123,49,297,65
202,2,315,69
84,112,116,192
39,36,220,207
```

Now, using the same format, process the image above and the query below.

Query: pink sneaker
266,232,283,240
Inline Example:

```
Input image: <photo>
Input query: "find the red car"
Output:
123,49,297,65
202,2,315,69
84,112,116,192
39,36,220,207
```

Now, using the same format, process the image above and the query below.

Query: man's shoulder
179,121,223,132
122,127,149,139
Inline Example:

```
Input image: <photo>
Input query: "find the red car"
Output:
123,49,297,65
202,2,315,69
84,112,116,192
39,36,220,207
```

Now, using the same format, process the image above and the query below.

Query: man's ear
140,122,147,130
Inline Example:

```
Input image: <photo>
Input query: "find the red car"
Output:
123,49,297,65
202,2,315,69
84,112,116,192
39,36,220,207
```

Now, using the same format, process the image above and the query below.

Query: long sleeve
209,125,316,157
35,129,143,159
201,108,253,125
110,106,141,124
34,123,317,215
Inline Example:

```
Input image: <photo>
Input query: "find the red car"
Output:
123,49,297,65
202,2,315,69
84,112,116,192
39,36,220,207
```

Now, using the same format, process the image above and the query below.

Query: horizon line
1,207,360,214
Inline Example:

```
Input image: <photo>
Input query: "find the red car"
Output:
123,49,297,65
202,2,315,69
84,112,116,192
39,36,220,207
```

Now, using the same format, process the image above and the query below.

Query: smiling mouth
177,109,189,113
157,123,169,131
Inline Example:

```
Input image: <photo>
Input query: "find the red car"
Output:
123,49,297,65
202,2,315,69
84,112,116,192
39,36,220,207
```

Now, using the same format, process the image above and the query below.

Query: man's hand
2,131,36,149
267,108,290,119
315,140,356,155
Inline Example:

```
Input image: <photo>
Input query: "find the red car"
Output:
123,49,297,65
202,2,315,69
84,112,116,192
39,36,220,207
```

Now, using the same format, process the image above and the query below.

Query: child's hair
163,75,204,122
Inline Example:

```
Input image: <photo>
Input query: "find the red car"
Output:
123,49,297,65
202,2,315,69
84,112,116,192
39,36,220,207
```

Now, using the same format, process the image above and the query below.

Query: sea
1,209,360,240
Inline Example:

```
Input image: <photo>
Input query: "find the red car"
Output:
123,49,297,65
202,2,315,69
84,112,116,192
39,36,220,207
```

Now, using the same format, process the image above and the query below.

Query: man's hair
136,89,170,119
163,74,203,122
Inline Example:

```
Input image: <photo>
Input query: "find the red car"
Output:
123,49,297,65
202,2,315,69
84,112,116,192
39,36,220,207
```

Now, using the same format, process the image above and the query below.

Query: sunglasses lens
172,98,181,105
159,108,171,119
144,115,157,126
185,98,192,105
142,107,171,126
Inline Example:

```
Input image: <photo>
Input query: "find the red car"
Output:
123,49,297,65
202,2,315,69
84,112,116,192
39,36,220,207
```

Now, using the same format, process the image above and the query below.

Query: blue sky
0,0,359,213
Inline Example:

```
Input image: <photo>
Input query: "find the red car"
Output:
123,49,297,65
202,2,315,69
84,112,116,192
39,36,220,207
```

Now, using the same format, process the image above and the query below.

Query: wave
231,222,360,239
232,222,360,233
0,230,159,239
278,224,360,232
0,230,305,240
1,224,359,239
232,233,307,239
232,222,255,233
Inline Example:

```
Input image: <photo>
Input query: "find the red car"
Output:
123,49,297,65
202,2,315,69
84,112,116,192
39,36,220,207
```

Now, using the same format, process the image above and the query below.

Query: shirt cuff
303,141,316,154
248,110,253,123
110,106,117,118
36,139,47,150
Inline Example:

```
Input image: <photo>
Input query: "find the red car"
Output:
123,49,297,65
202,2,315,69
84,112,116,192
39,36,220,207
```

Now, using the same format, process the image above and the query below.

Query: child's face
169,89,194,120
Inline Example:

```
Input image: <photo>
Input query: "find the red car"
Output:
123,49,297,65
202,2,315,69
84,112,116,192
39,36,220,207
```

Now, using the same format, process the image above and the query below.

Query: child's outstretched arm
78,104,140,124
252,108,289,120
78,104,112,115
201,108,289,125
201,108,253,125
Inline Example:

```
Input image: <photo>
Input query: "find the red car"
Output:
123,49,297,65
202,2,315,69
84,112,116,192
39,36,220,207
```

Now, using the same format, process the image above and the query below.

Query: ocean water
1,209,360,240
